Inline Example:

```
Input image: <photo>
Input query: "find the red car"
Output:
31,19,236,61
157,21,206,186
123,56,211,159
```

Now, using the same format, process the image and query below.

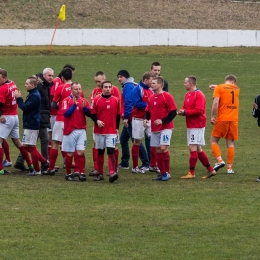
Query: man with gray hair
14,68,53,172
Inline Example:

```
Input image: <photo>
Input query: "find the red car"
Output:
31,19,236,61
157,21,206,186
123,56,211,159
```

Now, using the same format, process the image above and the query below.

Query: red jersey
0,80,18,115
146,91,177,132
90,85,121,103
63,96,90,135
182,89,206,128
50,77,63,116
90,95,120,134
53,83,72,121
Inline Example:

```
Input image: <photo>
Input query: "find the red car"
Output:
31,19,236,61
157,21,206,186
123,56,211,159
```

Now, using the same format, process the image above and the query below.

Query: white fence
0,29,260,47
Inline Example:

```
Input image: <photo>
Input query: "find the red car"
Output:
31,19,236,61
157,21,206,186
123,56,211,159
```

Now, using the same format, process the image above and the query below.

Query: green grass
1,47,260,259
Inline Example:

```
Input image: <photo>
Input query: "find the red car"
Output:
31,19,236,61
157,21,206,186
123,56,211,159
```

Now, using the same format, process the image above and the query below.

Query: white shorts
47,115,56,132
93,128,119,144
187,128,205,146
0,115,19,139
95,134,117,149
62,129,86,152
151,129,173,147
22,129,39,145
52,121,64,142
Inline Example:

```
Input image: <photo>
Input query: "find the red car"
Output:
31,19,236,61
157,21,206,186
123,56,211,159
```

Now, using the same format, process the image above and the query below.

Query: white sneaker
214,161,225,172
2,159,12,167
167,173,171,179
227,169,234,174
149,166,160,173
132,167,145,174
140,166,149,172
35,171,42,175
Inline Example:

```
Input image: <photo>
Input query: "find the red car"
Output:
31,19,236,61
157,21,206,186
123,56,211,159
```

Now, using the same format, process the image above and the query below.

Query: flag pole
49,18,60,51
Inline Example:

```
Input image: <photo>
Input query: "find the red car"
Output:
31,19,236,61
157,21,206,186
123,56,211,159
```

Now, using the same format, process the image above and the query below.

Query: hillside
1,0,260,30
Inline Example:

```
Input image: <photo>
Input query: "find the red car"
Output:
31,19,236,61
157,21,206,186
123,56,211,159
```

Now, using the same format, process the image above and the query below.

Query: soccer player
46,68,73,175
118,70,149,170
62,82,90,181
177,76,216,179
89,71,121,176
131,71,154,173
144,76,177,181
14,76,49,176
210,75,240,174
90,81,120,183
150,62,169,92
0,69,33,175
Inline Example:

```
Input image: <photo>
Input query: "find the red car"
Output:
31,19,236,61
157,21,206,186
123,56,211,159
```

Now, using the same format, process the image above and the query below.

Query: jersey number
230,91,234,104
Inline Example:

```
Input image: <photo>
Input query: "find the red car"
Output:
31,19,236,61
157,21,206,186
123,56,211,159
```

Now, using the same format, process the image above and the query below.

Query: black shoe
109,172,119,183
41,161,49,174
152,174,163,181
89,169,99,176
4,169,10,175
256,177,260,182
65,174,77,181
44,169,55,176
94,174,104,181
79,173,87,181
14,163,29,171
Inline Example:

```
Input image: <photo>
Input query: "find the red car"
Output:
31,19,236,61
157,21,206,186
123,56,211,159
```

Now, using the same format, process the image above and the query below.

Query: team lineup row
0,63,243,182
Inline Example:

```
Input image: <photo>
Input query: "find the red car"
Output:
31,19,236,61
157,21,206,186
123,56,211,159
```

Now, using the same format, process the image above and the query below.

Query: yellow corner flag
58,4,66,21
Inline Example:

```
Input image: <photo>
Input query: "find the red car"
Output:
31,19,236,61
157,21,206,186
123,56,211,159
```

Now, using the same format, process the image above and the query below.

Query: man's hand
0,115,6,123
210,117,215,125
177,109,185,116
82,99,86,108
123,119,128,128
154,119,162,125
143,119,148,127
97,120,105,128
209,84,217,90
13,90,22,99
73,96,78,106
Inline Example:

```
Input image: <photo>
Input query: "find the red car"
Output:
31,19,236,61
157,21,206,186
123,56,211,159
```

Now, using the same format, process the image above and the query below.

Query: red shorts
212,121,238,140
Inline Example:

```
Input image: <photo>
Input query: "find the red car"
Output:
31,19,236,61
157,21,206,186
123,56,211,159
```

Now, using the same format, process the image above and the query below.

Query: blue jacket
17,87,41,130
131,80,150,110
122,77,135,120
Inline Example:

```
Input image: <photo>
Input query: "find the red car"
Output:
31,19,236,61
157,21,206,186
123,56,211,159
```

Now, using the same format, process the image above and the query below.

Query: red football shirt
53,83,72,121
0,80,18,115
146,91,177,132
182,89,206,128
90,95,120,134
63,96,90,135
50,77,63,116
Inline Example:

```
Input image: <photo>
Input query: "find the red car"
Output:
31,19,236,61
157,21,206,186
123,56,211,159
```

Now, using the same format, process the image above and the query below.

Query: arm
17,95,39,112
123,84,133,120
64,104,77,118
131,87,147,110
116,114,120,130
162,110,177,124
83,107,90,116
211,97,219,124
51,101,58,109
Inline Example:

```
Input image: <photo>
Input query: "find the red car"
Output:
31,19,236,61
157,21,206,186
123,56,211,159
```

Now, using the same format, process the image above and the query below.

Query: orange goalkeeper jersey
213,83,240,122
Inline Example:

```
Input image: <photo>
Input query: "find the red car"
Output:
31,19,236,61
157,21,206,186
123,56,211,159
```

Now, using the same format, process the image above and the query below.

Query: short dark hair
151,62,161,69
0,69,8,78
63,64,75,71
101,80,112,88
61,68,72,81
225,74,237,83
187,75,196,85
153,76,164,86
142,71,154,81
71,82,80,88
95,71,105,77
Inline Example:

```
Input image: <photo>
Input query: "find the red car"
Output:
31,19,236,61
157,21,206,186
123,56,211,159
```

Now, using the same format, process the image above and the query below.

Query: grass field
0,47,260,259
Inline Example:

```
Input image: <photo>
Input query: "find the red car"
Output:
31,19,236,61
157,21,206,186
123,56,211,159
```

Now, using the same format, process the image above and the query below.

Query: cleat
140,166,149,172
65,173,77,181
132,166,145,174
27,170,41,176
256,177,260,182
181,172,195,179
162,172,170,181
152,174,163,181
4,169,10,174
14,163,29,171
44,169,55,176
2,159,12,167
214,161,225,172
74,172,80,177
41,161,49,174
109,172,119,183
149,166,160,173
94,174,104,181
227,169,234,174
202,170,217,179
167,173,171,179
117,164,129,170
79,173,87,181
0,169,5,175
89,169,99,176
54,165,60,172
28,164,34,174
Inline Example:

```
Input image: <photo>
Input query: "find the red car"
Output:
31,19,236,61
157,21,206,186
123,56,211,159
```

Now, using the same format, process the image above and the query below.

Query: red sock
198,151,214,172
73,151,79,172
93,148,98,170
77,154,85,173
189,151,198,175
131,144,139,168
150,147,157,167
3,139,11,161
37,149,47,163
108,153,116,174
65,154,73,175
97,154,104,175
156,152,165,175
115,148,119,170
0,147,4,170
19,146,32,166
48,141,52,158
163,151,170,173
61,151,67,163
49,149,58,170
29,146,40,172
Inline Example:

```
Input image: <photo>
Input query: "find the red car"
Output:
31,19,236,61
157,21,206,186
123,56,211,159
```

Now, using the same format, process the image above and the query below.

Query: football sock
74,151,79,172
77,153,85,173
189,151,198,175
0,148,4,170
61,151,67,163
150,147,157,167
37,149,47,163
93,148,98,170
156,152,165,175
3,139,11,161
65,154,73,175
29,146,40,172
131,144,140,168
114,148,119,170
163,150,170,173
227,147,234,169
49,149,58,170
108,153,116,174
97,154,104,175
211,143,222,162
198,151,214,172
19,146,32,166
